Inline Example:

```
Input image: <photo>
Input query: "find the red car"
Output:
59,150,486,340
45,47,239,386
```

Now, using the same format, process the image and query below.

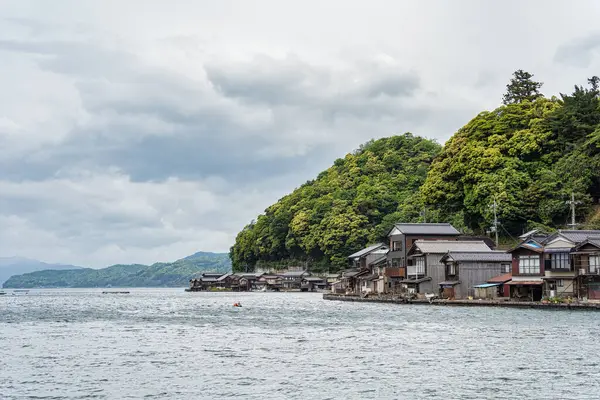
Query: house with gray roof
403,240,492,295
280,270,310,290
348,243,389,270
508,229,600,301
439,251,512,299
386,223,461,272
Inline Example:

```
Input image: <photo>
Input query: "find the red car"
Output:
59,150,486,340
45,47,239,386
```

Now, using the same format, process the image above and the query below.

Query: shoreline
323,293,600,311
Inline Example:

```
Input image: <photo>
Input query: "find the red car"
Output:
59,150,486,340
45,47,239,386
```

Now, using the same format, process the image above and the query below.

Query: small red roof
487,273,512,283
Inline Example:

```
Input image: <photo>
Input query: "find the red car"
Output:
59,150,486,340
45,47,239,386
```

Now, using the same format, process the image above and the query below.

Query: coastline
323,293,600,311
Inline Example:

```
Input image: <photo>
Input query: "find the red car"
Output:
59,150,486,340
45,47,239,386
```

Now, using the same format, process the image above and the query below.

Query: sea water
1,289,599,399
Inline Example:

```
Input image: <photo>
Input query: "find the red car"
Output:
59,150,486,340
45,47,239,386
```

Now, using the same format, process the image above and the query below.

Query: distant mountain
2,252,231,288
0,257,83,286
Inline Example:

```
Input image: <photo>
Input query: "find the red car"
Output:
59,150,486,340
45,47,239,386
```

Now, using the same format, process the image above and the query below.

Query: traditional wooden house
340,269,370,295
573,238,600,300
507,240,545,301
540,232,579,298
403,240,492,295
257,274,283,291
439,251,512,299
301,276,327,291
357,273,380,295
237,273,263,291
215,273,234,289
280,270,310,290
386,223,461,269
348,243,389,269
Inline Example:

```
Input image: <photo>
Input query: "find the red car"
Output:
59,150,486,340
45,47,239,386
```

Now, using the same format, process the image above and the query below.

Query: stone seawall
323,294,600,311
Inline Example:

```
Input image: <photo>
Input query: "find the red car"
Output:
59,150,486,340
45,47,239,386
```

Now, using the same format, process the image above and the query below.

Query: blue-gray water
1,289,600,399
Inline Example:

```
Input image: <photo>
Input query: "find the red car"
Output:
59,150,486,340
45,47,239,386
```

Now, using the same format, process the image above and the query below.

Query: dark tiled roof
413,240,491,254
281,270,308,277
392,223,460,235
556,230,600,244
442,251,511,263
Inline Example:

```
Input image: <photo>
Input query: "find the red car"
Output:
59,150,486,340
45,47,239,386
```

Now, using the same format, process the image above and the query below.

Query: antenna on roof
566,192,582,229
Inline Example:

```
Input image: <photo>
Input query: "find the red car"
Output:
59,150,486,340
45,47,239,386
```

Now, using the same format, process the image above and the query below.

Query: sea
1,288,600,399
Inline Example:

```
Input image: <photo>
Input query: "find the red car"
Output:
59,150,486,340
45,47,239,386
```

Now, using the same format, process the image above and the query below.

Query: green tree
502,69,543,105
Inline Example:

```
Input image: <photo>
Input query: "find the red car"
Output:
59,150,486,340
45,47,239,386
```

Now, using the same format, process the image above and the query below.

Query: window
391,258,402,267
415,257,425,275
556,279,564,287
501,263,511,273
550,253,570,270
519,255,540,275
407,256,425,277
447,263,456,276
590,255,600,273
392,241,403,251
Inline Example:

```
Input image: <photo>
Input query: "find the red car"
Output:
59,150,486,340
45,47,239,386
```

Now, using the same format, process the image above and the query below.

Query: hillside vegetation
3,252,231,288
230,134,442,270
230,71,600,272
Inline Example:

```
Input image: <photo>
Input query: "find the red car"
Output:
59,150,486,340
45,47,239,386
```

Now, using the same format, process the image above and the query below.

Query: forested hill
421,72,600,233
3,252,231,288
230,134,442,270
230,71,600,272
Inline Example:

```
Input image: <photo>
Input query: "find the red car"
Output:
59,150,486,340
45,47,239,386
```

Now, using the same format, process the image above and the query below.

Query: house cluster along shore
326,223,600,306
188,222,600,308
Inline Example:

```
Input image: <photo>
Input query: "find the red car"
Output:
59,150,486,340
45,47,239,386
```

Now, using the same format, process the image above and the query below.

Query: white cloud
1,0,600,266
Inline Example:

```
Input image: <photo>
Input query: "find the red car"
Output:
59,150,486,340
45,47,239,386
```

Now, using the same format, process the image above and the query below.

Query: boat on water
0,291,6,295
102,291,130,294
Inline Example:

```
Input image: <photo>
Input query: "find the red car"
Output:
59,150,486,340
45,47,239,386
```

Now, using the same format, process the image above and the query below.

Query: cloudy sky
1,0,600,267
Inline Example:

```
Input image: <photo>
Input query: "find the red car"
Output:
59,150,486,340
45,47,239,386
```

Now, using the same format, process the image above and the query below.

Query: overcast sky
1,0,600,267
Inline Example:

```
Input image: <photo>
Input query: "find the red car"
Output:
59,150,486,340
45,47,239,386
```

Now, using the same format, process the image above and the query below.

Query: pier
323,293,600,310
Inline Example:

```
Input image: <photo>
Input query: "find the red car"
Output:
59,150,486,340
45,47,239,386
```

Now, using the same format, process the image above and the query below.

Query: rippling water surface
1,288,600,399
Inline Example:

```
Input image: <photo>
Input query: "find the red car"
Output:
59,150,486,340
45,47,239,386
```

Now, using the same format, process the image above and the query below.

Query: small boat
102,291,130,294
233,302,242,307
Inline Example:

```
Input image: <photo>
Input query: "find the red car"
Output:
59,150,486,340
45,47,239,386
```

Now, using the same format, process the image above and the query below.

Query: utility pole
566,192,582,229
490,199,499,248
421,207,427,223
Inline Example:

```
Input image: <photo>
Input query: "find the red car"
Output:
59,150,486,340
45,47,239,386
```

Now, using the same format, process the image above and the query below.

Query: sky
1,0,600,267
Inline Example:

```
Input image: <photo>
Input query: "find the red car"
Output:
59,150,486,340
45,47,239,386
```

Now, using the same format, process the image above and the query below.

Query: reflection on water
1,288,599,399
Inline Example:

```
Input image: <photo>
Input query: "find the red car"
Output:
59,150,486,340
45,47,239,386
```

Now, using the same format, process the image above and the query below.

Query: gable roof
348,243,388,259
280,270,308,277
216,273,232,281
440,251,512,263
410,240,491,255
574,238,600,250
388,223,460,236
554,230,600,244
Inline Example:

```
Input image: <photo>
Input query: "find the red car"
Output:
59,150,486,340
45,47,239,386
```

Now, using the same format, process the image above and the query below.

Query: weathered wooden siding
426,253,446,291
455,262,503,299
